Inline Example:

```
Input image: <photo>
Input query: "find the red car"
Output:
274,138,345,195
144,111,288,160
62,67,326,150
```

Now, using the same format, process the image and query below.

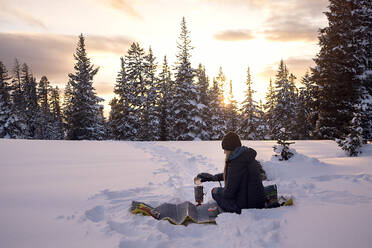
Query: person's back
227,147,265,209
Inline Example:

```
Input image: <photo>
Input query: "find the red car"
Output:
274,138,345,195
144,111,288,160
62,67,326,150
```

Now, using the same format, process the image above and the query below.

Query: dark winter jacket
216,146,266,210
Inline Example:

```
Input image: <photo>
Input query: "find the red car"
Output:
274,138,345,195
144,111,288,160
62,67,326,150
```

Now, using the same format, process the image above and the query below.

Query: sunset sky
0,0,329,115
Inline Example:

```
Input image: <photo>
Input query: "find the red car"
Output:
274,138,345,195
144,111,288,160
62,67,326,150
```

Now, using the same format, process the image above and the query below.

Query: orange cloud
258,57,315,79
213,30,255,41
261,0,327,42
205,0,327,42
263,23,318,42
0,32,132,84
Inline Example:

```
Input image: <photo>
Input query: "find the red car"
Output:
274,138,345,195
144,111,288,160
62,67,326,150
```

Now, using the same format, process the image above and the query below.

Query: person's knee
212,187,217,195
211,187,222,200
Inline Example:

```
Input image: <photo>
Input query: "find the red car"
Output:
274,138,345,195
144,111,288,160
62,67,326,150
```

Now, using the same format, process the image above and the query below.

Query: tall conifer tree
264,78,276,139
37,76,54,139
171,17,199,140
65,34,105,140
195,64,211,140
49,86,64,139
271,60,298,140
240,67,266,139
0,62,14,138
124,42,147,140
225,80,239,132
158,56,174,141
21,63,41,139
209,75,226,140
109,57,138,140
354,0,372,141
311,0,365,140
142,47,160,140
294,72,315,139
9,59,28,138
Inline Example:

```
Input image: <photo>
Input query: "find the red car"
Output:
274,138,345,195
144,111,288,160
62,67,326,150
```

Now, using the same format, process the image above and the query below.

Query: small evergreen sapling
336,107,365,156
273,128,295,161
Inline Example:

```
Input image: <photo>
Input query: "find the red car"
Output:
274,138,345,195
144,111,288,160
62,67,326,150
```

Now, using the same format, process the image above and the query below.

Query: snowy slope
0,139,372,248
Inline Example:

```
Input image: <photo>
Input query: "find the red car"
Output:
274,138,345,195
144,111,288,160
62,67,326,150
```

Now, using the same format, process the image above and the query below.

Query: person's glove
197,173,218,182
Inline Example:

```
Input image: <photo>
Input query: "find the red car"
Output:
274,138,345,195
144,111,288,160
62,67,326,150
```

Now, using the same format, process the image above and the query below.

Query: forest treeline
0,0,371,156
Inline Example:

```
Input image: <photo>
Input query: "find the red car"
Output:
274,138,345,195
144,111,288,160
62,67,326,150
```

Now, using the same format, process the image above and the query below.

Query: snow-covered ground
1,139,372,248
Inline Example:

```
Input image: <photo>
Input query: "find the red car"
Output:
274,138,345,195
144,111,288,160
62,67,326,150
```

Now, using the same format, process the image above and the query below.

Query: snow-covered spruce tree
311,0,368,140
62,79,73,137
37,76,55,139
355,0,372,141
264,78,276,139
8,59,28,138
225,80,239,132
141,47,160,141
97,104,107,140
171,17,199,140
108,97,120,139
65,34,106,140
195,63,211,140
208,68,227,140
270,60,298,140
239,67,266,140
294,72,316,140
158,56,174,141
0,61,13,138
257,100,269,139
109,57,138,140
21,63,41,139
336,103,365,156
11,59,25,113
49,86,64,139
124,42,148,140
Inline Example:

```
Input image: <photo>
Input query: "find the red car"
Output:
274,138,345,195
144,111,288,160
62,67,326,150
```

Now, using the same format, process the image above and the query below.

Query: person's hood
227,146,257,163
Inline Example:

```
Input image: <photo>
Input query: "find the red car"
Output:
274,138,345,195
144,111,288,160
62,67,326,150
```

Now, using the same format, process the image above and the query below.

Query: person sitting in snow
196,131,266,214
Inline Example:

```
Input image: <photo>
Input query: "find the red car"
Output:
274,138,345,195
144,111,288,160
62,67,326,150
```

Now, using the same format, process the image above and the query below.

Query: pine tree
37,76,54,139
65,34,106,140
11,59,25,114
257,100,269,139
195,63,211,140
239,67,265,140
49,86,64,139
142,47,160,141
171,17,199,140
264,78,276,139
336,104,365,156
158,56,174,141
311,0,366,140
109,57,138,140
225,80,239,132
124,42,147,140
62,79,73,137
8,59,28,138
294,72,316,139
209,75,226,140
208,67,227,139
270,60,298,140
21,63,41,139
0,61,13,138
355,0,372,141
108,97,121,139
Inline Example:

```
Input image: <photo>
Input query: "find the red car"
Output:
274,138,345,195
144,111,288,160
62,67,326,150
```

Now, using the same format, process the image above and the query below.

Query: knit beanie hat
221,131,242,151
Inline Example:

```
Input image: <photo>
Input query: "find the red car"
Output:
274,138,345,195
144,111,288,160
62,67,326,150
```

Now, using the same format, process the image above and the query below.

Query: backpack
264,184,280,208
